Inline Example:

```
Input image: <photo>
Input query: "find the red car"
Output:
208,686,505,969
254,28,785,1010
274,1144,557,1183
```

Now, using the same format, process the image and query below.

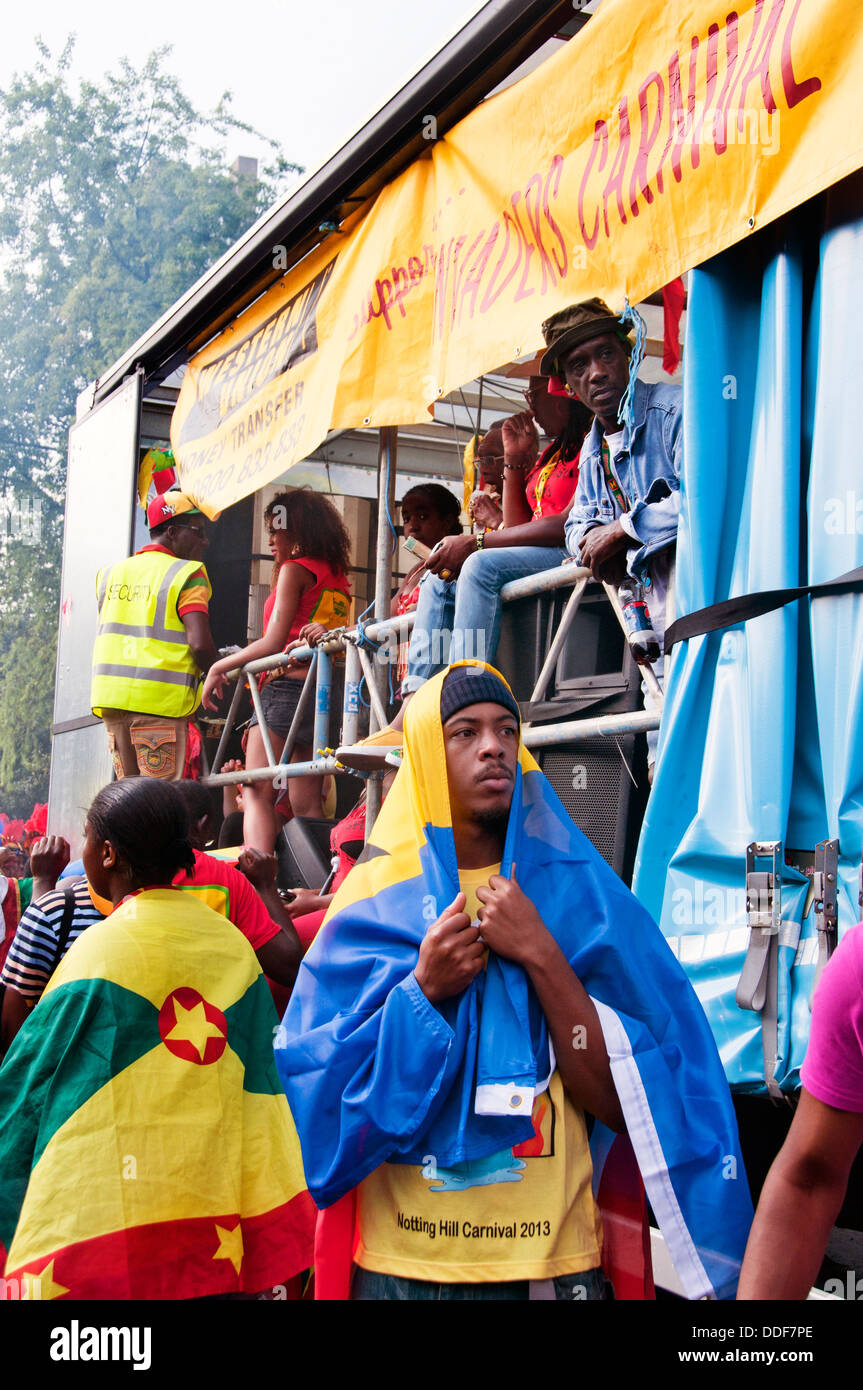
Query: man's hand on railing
577,520,630,584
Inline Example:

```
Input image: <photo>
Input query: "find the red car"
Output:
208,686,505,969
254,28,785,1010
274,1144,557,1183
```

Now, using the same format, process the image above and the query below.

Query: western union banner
173,0,862,515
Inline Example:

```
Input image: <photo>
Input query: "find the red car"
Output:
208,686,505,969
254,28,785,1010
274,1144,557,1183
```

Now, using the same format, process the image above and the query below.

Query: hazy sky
2,0,490,176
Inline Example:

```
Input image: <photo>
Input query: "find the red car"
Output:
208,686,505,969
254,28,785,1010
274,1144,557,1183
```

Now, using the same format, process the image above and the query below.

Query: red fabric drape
661,277,686,374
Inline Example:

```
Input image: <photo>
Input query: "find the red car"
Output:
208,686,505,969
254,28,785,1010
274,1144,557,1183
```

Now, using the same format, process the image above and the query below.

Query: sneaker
384,747,403,770
335,727,403,771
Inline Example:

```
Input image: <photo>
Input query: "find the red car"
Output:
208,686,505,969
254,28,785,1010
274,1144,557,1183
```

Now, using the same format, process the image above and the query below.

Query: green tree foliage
0,39,298,816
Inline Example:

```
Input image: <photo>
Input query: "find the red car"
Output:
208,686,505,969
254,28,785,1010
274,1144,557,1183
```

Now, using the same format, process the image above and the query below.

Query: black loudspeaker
537,735,648,883
496,581,649,883
277,817,333,891
203,494,256,652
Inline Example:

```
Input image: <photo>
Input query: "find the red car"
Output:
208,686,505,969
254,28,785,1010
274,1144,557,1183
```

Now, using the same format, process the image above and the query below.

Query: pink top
800,923,863,1113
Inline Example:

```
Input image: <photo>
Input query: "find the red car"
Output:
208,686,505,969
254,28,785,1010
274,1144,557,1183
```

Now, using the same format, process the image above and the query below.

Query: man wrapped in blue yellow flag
276,662,753,1299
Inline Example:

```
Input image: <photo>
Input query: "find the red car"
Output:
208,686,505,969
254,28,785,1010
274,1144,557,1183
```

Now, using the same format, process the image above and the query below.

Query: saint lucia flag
0,889,315,1299
277,662,753,1300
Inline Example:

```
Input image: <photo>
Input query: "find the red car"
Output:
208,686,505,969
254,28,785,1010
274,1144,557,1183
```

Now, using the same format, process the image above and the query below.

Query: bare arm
235,848,299,934
288,887,334,918
0,986,31,1060
255,926,304,989
501,469,533,529
217,563,311,669
485,513,569,549
234,849,304,987
737,1089,863,1299
425,508,571,581
183,609,219,675
220,758,245,817
476,872,624,1131
202,563,312,708
500,412,539,529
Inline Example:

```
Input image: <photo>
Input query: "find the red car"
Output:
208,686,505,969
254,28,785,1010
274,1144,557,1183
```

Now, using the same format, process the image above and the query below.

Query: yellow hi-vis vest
91,551,211,719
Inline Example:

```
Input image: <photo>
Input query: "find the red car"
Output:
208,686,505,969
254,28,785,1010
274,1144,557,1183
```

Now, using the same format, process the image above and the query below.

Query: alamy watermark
670,885,760,927
822,1271,863,1300
372,627,487,668
671,105,780,156
824,491,863,535
0,491,41,545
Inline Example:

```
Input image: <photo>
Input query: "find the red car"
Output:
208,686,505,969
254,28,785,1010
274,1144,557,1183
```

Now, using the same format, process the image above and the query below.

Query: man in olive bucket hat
541,298,683,776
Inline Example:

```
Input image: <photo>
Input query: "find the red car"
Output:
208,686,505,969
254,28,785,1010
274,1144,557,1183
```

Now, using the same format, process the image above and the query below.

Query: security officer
91,492,218,780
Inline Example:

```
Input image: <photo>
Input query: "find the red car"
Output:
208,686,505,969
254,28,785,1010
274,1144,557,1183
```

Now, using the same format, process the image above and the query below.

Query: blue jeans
402,546,569,693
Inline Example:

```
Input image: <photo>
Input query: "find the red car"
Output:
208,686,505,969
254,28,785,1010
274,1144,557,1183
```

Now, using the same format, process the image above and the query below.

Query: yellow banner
174,0,862,515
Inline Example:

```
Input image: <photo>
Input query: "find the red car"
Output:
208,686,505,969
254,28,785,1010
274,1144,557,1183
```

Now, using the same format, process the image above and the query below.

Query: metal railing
200,561,663,813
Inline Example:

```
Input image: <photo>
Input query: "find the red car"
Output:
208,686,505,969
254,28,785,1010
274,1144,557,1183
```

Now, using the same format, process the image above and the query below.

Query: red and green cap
146,491,203,531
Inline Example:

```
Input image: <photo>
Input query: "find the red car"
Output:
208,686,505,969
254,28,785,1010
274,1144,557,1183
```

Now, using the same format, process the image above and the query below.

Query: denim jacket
564,377,682,580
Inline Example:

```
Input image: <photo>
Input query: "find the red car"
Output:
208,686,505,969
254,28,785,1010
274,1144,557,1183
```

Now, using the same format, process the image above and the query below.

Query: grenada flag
0,889,315,1299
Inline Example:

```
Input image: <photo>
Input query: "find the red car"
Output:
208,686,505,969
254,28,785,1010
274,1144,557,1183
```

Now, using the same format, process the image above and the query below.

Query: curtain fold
632,230,810,1093
783,191,863,1084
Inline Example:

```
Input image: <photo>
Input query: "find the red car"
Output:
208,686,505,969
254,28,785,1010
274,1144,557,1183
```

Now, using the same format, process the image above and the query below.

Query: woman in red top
203,490,351,848
499,376,590,526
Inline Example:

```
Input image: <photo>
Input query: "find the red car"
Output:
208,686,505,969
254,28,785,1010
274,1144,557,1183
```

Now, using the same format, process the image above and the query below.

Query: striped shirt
0,880,104,1002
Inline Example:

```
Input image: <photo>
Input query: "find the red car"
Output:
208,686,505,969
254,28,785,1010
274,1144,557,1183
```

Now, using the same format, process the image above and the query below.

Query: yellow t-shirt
458,862,499,926
355,864,600,1283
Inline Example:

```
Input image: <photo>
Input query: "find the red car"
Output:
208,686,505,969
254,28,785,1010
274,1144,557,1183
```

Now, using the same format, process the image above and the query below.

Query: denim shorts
248,668,344,748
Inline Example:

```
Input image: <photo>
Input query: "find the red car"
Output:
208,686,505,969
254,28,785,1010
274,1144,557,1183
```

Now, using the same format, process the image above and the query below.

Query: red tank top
263,557,351,645
525,440,581,519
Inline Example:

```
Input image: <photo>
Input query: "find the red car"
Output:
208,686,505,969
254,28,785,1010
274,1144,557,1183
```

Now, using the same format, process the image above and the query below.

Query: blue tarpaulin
633,185,863,1094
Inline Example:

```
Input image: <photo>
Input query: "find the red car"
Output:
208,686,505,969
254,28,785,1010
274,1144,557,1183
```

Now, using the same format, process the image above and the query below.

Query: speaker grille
539,736,637,873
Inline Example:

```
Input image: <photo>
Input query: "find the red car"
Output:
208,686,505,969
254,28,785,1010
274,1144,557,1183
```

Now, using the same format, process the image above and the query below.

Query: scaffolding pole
367,426,398,833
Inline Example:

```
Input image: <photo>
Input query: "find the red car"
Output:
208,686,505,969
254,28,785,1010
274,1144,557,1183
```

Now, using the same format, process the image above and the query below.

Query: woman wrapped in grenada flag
276,662,753,1299
0,787,316,1300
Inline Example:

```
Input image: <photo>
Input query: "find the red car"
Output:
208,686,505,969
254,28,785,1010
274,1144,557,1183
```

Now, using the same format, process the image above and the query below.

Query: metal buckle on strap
737,841,785,1101
811,839,839,1003
736,841,781,1012
745,841,782,929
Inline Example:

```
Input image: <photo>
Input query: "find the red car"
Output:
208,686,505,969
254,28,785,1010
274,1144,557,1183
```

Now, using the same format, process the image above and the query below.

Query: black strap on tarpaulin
663,564,863,653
